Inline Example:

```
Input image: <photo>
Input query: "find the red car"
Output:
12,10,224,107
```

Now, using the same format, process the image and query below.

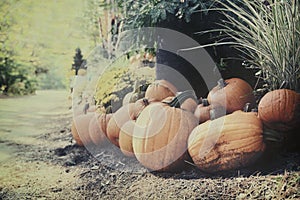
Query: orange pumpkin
98,113,112,137
258,89,300,131
71,113,94,146
194,98,225,124
132,102,198,172
194,98,211,124
207,78,256,114
106,99,149,147
188,110,265,173
119,120,136,157
145,79,177,102
88,113,112,145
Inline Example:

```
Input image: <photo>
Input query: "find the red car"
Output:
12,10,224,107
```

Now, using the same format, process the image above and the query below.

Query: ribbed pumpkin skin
106,104,135,147
132,102,198,172
98,113,112,137
106,100,147,147
207,78,255,114
71,113,94,146
258,89,300,131
89,113,112,145
145,80,177,102
188,111,265,173
119,120,136,157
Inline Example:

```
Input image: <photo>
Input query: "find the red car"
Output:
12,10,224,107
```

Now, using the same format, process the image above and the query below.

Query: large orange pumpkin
207,78,256,114
132,102,198,172
145,79,177,102
258,89,300,131
188,110,265,173
71,113,94,146
106,99,149,147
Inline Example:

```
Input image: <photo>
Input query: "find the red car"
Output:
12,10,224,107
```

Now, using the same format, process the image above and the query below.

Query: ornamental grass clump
201,0,299,91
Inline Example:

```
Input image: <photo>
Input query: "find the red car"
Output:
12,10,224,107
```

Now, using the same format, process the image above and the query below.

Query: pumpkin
258,89,300,131
88,113,112,145
132,102,198,172
98,113,113,136
122,92,133,105
145,79,177,102
119,120,136,157
188,110,265,173
194,98,225,124
207,78,256,114
71,112,94,146
106,99,149,147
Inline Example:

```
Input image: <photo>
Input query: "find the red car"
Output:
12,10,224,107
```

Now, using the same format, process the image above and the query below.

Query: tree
0,0,37,95
71,48,86,75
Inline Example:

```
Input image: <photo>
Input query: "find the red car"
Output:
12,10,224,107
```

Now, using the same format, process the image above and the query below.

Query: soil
0,90,299,199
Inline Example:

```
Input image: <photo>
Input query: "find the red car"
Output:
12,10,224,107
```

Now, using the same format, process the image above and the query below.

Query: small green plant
199,0,300,91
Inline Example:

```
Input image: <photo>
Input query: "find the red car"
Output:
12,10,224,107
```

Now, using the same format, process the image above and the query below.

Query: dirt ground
0,91,299,199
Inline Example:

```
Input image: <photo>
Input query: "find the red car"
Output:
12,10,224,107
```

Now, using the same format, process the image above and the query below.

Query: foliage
72,48,86,76
114,0,242,29
1,0,92,91
0,48,37,95
95,55,155,110
0,1,37,95
201,0,300,91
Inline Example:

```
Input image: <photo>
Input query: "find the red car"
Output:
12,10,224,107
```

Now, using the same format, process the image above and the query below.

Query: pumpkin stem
202,98,209,106
166,90,197,108
83,103,89,114
217,78,227,88
142,98,149,106
251,108,258,113
105,105,113,114
137,83,150,93
243,103,251,112
199,97,209,106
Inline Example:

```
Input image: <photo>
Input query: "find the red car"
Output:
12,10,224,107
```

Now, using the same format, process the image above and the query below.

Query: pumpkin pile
71,110,112,147
71,77,299,173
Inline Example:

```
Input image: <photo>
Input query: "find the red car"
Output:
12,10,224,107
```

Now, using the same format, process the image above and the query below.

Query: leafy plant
199,0,300,91
115,0,238,28
0,48,37,95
